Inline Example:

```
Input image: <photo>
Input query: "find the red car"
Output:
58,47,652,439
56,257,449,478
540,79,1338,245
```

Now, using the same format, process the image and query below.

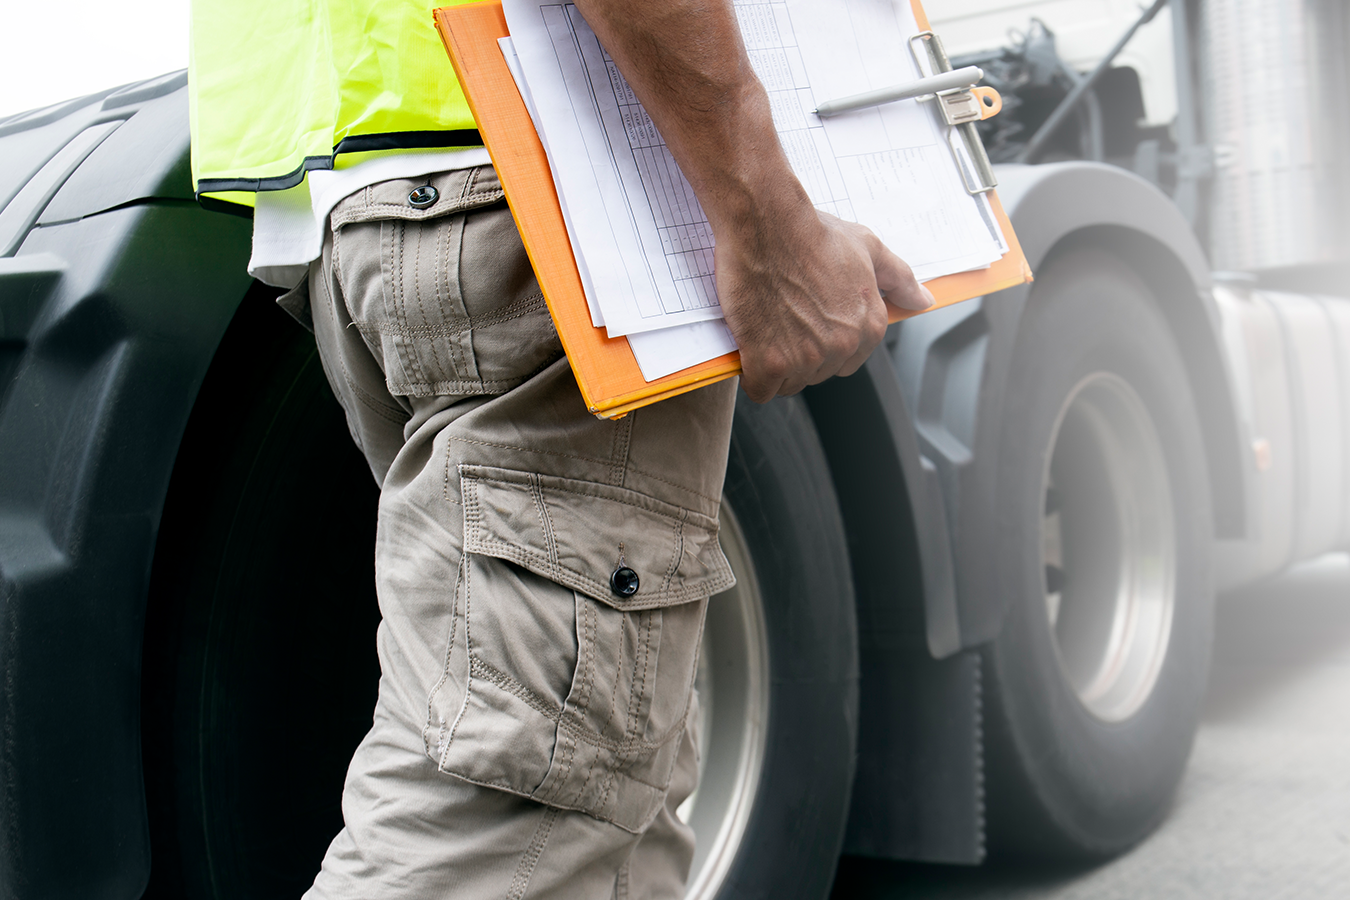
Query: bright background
0,0,189,119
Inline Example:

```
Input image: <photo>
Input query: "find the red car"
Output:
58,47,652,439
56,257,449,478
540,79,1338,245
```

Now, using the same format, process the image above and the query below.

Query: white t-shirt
248,147,493,289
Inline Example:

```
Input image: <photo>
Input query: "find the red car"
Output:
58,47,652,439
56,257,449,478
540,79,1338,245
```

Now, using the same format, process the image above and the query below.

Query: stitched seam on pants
615,858,630,900
391,220,427,388
441,479,481,765
329,189,505,227
399,220,428,387
608,412,633,487
585,611,629,807
462,470,724,534
561,599,599,809
471,657,563,723
465,540,720,607
434,215,468,381
472,475,718,530
449,436,614,468
530,475,561,568
448,212,481,382
389,375,528,395
412,218,451,383
625,612,654,744
542,482,706,518
599,609,655,815
591,623,639,816
470,655,681,755
424,555,465,760
554,597,597,797
388,354,558,399
622,463,722,506
663,513,686,593
571,741,602,811
507,806,559,900
441,544,475,767
436,211,463,379
595,765,619,824
344,190,503,218
445,453,457,504
576,599,598,720
468,291,549,330
556,599,595,806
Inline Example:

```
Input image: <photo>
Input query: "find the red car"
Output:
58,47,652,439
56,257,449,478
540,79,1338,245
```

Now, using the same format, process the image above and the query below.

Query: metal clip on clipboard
909,30,1001,195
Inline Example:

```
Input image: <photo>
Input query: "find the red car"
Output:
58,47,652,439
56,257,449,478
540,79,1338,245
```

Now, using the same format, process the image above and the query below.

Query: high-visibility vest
189,0,482,208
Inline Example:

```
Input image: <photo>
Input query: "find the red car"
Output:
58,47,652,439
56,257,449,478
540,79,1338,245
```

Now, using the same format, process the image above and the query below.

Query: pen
813,66,985,118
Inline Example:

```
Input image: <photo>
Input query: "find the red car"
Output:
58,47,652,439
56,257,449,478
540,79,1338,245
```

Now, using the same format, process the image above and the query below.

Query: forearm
570,0,931,401
569,0,813,236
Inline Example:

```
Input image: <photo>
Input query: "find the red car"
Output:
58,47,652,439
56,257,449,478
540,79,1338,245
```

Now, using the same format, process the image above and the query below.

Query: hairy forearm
570,0,931,401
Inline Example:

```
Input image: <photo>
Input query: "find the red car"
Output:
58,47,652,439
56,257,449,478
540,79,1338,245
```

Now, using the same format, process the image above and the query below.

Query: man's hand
716,203,932,401
572,0,933,401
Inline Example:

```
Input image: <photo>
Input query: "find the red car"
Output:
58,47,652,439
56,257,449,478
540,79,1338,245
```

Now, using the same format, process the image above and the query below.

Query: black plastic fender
0,80,250,899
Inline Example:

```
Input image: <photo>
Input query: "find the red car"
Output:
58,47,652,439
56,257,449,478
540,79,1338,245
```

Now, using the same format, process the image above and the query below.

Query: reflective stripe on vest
189,0,483,203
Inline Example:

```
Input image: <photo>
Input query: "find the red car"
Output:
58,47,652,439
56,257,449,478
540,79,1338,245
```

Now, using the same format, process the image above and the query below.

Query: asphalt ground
830,554,1350,899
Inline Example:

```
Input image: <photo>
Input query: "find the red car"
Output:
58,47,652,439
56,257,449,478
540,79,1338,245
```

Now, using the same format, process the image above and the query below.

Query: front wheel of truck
982,248,1215,860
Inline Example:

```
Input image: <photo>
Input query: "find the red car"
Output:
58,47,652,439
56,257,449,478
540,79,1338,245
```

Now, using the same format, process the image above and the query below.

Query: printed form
502,0,1007,379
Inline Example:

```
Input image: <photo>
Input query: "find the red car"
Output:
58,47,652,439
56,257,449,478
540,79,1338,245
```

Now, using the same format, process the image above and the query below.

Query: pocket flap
329,165,505,227
460,465,735,610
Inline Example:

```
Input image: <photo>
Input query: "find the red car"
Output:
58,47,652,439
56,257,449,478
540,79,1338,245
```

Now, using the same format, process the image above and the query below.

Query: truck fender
892,161,1245,653
0,79,251,899
810,162,1246,865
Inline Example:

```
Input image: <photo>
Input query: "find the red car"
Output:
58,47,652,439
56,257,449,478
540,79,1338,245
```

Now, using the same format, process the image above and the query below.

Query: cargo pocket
329,165,562,399
424,465,736,833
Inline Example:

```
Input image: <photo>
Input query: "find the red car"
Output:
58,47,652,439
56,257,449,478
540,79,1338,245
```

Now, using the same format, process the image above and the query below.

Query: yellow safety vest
189,0,482,208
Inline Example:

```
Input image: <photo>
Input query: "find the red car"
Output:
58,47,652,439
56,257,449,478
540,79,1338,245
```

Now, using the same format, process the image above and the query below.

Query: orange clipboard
434,0,1032,419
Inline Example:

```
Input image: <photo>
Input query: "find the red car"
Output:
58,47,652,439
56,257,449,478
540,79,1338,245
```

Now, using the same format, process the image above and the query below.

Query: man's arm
570,0,934,402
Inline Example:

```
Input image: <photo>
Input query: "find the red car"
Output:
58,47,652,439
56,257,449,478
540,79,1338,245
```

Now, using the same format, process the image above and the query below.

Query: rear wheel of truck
983,248,1215,860
140,292,858,899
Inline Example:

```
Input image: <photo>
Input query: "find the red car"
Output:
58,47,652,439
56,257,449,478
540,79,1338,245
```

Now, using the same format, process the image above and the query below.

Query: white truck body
932,0,1350,592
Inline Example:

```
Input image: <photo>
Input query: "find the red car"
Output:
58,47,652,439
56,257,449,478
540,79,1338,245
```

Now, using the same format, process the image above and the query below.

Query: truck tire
140,292,858,899
982,248,1214,859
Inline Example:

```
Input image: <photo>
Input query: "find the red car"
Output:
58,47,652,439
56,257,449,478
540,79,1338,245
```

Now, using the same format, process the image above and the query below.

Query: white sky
0,0,189,119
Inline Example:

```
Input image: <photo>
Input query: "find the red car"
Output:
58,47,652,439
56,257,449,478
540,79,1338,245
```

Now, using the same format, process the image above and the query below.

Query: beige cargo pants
298,166,737,899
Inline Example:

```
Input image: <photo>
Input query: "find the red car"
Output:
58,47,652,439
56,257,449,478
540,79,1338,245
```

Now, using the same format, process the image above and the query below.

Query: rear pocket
330,166,561,398
424,465,735,832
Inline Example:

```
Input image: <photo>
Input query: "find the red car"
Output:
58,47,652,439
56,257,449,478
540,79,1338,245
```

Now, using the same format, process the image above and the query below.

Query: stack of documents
499,0,1009,380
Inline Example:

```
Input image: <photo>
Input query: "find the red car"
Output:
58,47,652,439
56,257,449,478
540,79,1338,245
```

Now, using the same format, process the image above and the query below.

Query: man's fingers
737,346,787,404
869,236,933,312
831,294,889,380
725,213,934,402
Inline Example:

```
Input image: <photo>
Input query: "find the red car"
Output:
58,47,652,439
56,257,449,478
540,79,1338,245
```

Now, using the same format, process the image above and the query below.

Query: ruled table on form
508,0,1008,349
553,0,862,332
599,53,720,315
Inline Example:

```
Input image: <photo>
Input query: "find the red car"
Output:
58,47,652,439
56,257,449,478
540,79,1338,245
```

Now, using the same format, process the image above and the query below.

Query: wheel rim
679,504,771,899
1041,372,1176,723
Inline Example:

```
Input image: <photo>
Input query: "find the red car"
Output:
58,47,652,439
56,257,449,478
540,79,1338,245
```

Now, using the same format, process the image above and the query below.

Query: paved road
831,554,1350,899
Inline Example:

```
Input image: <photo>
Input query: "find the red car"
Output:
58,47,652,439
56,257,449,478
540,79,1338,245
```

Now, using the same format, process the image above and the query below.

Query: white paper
504,35,739,380
775,0,1004,278
500,37,606,327
504,6,726,338
502,0,1008,378
628,319,740,381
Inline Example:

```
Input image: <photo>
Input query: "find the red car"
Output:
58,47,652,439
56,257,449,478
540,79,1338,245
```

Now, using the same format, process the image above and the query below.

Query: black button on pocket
408,185,438,208
610,566,640,598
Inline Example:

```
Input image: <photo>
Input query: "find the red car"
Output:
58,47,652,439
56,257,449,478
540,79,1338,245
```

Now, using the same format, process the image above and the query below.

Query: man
189,0,932,896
